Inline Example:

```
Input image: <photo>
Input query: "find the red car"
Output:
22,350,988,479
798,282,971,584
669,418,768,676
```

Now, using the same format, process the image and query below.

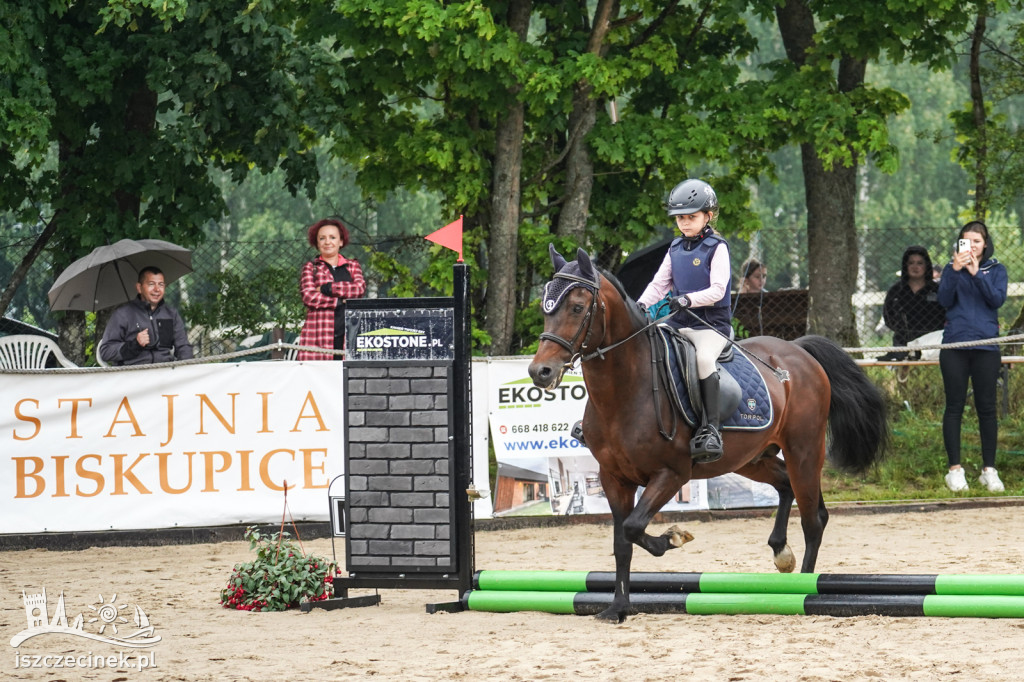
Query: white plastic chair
96,339,111,367
0,334,77,369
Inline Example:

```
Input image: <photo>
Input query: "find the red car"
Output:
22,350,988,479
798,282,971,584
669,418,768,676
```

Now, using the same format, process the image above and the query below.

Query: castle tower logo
11,588,161,649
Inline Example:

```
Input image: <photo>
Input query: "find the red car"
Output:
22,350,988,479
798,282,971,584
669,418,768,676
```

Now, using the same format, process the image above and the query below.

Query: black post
451,263,475,596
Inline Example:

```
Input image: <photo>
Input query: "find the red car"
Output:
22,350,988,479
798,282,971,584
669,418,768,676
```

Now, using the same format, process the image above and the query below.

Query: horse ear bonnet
542,245,598,315
549,243,567,271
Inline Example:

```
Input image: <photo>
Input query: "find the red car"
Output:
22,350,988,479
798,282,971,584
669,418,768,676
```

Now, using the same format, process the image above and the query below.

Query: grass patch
824,365,1024,502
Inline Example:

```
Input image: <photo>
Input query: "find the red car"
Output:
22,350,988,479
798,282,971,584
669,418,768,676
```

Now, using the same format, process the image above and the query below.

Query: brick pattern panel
345,362,453,572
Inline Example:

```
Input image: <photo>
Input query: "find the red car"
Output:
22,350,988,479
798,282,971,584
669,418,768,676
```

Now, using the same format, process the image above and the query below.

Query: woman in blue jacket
938,221,1008,493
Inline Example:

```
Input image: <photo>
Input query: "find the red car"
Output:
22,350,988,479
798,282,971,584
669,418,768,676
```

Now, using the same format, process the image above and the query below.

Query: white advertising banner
483,357,711,517
1,362,345,533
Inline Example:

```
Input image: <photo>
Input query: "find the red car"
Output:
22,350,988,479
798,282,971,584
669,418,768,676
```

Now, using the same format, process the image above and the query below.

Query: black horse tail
795,335,889,474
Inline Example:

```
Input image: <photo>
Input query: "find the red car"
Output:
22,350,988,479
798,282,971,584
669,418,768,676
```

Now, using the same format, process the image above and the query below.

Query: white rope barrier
0,341,343,374
842,333,1024,357
6,334,1024,375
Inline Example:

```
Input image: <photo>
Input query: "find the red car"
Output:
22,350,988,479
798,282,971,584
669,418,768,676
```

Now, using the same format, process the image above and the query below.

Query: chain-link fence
730,225,1024,354
174,239,313,357
0,236,316,361
4,225,1024,362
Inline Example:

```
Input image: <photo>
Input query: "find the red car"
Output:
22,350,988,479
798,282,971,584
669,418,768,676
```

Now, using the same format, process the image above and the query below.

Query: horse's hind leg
798,491,829,571
737,453,797,572
787,455,828,572
769,485,797,572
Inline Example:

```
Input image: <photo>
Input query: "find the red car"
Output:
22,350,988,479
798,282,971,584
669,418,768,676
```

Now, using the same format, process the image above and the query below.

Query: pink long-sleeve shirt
638,242,730,308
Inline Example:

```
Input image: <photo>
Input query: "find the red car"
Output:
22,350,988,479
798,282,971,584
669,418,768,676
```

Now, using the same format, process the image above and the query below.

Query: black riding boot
691,373,724,464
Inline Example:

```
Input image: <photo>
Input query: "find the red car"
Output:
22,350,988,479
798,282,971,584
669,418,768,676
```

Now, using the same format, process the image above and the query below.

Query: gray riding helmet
666,179,718,216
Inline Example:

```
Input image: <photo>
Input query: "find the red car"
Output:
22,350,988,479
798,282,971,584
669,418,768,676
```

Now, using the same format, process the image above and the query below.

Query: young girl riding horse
638,178,731,464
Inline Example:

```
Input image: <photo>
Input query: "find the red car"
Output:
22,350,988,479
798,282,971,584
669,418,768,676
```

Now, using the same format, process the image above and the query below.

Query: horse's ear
549,243,567,272
577,248,596,282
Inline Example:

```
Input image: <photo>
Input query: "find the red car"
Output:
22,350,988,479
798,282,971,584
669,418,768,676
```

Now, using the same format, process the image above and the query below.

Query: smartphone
958,238,971,253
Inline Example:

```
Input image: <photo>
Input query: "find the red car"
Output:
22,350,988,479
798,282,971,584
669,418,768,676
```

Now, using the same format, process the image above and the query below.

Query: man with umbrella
99,266,193,366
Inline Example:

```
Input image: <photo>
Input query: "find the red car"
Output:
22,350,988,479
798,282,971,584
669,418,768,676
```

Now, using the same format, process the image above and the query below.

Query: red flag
425,216,463,262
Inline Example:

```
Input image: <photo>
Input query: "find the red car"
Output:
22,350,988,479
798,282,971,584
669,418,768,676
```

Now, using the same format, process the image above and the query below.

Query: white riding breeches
674,327,729,379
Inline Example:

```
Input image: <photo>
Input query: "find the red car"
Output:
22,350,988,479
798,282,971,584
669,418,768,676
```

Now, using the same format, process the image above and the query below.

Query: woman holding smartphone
937,221,1008,492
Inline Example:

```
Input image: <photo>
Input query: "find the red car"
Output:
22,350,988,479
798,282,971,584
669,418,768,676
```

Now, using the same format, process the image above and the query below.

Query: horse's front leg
599,479,636,623
625,469,695,558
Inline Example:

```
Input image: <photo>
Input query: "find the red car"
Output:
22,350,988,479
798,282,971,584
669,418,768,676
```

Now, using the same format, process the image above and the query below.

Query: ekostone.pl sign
345,307,454,361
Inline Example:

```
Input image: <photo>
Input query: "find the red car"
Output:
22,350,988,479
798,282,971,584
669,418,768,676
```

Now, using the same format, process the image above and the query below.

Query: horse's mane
598,267,649,330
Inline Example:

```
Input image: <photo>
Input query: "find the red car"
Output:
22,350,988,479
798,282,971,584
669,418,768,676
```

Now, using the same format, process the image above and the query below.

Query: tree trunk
114,68,157,220
555,0,618,244
484,0,531,355
802,144,858,344
969,6,988,219
56,311,88,366
776,0,862,345
557,88,596,244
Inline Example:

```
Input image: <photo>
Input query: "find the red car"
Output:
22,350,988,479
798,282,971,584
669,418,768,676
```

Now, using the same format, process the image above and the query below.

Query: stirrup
690,425,723,464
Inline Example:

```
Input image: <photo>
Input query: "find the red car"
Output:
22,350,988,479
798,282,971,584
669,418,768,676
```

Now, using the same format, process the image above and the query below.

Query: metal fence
3,225,1024,362
0,237,316,361
731,225,1024,352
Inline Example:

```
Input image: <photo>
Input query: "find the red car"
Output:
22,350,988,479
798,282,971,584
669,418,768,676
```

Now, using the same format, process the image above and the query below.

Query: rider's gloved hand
669,295,691,314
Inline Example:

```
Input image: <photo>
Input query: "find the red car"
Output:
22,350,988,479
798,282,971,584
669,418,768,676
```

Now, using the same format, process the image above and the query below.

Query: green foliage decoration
220,527,337,612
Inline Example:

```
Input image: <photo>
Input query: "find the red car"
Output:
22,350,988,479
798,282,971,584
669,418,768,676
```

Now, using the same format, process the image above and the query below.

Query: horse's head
528,244,604,389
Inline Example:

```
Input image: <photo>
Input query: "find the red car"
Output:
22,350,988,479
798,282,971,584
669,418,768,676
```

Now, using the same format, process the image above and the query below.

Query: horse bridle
540,271,665,374
538,273,604,373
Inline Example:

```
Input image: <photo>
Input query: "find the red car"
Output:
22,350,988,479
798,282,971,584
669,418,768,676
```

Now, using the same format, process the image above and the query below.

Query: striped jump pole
462,590,1024,618
472,570,1024,596
464,571,1024,618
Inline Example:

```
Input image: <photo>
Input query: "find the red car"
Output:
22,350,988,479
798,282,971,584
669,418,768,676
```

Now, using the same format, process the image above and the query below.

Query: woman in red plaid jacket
296,219,366,360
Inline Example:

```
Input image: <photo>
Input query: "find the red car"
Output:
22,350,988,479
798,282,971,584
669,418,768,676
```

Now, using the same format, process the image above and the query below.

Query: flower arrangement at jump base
220,526,338,612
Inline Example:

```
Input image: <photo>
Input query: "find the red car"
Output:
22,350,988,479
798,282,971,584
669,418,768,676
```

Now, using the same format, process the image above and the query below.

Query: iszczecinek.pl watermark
13,651,157,670
11,587,161,671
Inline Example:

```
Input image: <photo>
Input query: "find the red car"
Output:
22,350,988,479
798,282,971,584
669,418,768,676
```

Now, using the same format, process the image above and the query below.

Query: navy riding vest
668,234,732,334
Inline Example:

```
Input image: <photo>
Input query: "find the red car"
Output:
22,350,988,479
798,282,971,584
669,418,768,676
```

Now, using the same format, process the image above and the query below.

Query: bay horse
528,246,888,623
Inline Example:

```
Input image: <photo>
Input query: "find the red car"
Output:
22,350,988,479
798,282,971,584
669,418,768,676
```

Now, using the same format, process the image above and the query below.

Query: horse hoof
666,525,695,548
774,545,796,573
595,608,626,624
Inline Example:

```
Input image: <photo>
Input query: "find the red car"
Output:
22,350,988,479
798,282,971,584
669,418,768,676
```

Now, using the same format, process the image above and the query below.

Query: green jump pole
463,590,1024,618
472,570,1024,596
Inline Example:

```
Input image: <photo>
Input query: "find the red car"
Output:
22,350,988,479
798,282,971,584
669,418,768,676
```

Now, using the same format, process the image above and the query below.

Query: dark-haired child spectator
738,258,768,294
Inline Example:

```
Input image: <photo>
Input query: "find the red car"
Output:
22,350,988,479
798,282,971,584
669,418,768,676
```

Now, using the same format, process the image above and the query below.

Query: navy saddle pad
659,327,773,431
